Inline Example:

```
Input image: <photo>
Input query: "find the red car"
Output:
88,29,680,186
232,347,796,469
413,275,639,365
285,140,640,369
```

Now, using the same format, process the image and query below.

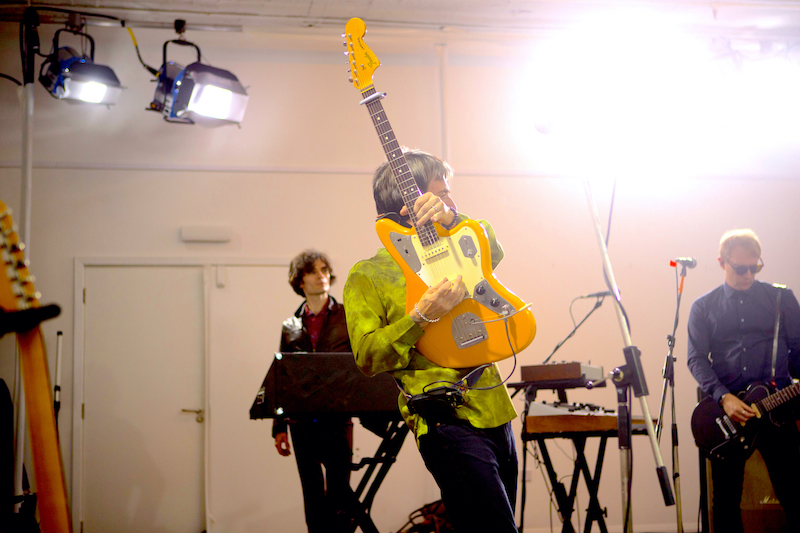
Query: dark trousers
418,419,519,533
290,419,353,533
710,419,800,533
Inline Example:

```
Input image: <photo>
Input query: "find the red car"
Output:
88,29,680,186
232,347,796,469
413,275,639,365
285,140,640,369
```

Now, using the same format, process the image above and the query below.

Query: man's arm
781,288,800,378
272,328,291,454
344,266,424,377
474,217,504,270
686,297,728,402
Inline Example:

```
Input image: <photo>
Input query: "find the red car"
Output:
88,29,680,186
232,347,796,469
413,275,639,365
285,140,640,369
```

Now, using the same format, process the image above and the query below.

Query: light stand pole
15,6,40,509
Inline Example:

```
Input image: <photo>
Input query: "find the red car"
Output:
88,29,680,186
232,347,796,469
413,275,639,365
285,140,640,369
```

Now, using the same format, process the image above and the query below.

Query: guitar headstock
343,18,381,92
0,200,40,313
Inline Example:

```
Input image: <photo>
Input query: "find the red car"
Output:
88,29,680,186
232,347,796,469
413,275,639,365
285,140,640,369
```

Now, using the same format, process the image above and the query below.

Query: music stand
250,352,408,533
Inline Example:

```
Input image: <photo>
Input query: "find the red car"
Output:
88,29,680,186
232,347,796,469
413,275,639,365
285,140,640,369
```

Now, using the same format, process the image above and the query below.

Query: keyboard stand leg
344,418,410,533
575,436,609,533
536,438,576,533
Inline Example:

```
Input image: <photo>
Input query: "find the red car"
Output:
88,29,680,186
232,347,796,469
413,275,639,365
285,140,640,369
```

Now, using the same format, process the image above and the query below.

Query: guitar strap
770,285,784,383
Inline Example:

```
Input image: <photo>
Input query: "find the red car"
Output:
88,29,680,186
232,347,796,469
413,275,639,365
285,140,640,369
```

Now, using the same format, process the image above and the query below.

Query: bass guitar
0,200,72,532
343,18,536,368
691,380,800,461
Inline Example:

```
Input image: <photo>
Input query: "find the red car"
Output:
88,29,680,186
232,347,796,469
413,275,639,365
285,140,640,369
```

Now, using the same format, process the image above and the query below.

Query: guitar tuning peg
348,77,353,83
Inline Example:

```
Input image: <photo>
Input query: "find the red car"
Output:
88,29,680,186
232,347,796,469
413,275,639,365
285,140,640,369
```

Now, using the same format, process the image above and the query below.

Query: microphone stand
584,181,675,533
655,263,688,533
542,297,606,366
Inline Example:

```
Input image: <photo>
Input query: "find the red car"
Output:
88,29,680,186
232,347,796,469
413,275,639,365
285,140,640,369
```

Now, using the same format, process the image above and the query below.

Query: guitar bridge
452,312,487,349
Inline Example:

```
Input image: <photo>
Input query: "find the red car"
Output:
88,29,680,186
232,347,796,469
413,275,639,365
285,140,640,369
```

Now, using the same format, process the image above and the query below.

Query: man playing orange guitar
344,149,520,533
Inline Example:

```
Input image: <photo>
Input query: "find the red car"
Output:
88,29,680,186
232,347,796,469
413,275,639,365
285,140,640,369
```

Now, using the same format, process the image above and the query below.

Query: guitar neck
18,328,72,533
361,86,439,247
756,381,800,414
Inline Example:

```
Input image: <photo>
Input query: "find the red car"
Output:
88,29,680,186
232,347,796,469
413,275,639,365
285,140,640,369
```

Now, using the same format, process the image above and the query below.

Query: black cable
624,393,634,532
605,178,616,247
0,73,22,86
599,178,632,333
423,317,519,394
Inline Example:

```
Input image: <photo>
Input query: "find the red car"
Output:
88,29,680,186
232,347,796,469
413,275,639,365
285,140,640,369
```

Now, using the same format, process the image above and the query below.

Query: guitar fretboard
757,381,800,413
361,86,439,247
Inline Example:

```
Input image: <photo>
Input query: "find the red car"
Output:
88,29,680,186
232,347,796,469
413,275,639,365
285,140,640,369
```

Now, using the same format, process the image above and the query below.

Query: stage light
38,29,122,105
150,61,249,126
137,20,249,126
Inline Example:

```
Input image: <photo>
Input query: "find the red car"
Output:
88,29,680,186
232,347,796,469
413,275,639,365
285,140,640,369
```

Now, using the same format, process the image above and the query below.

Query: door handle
181,408,204,423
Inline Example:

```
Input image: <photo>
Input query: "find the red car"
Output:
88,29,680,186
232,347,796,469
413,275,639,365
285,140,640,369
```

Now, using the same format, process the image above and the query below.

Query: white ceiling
2,0,800,39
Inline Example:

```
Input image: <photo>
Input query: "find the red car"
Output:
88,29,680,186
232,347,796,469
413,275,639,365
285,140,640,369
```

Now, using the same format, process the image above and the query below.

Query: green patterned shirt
343,215,517,445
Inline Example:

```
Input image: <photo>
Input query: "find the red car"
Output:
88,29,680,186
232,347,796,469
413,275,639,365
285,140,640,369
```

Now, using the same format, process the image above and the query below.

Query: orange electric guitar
0,200,71,532
343,18,536,368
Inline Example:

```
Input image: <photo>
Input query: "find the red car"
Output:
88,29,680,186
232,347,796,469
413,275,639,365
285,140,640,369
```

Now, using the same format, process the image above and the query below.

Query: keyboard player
272,250,353,533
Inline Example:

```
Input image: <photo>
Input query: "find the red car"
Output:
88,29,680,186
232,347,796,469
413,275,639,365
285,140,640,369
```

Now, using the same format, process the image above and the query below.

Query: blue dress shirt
687,280,800,403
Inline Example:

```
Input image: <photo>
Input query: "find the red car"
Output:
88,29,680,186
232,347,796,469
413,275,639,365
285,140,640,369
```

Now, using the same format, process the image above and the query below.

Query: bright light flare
511,11,800,179
188,85,234,119
64,80,108,103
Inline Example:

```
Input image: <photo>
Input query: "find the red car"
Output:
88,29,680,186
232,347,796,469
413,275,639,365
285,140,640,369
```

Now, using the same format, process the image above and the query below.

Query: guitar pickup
716,416,739,440
458,235,477,258
715,418,731,440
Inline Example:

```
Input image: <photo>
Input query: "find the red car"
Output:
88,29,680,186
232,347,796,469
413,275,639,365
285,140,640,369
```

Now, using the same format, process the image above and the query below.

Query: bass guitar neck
0,201,72,532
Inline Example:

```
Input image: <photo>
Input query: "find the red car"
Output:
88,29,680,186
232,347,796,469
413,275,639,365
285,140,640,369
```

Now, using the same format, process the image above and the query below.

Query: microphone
672,257,697,269
578,290,613,299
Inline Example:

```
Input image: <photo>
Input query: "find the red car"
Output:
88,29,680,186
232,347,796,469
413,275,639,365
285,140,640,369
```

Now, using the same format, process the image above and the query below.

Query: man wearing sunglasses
687,229,800,533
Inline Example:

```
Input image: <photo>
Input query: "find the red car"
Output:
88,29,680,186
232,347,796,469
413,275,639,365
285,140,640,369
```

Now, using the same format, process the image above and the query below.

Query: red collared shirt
303,301,329,351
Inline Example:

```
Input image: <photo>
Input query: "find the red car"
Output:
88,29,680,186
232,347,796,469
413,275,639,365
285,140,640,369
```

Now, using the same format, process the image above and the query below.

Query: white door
82,265,206,533
206,264,305,532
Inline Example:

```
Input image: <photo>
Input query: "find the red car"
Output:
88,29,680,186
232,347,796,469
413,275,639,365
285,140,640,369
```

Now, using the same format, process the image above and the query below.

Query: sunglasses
724,259,764,276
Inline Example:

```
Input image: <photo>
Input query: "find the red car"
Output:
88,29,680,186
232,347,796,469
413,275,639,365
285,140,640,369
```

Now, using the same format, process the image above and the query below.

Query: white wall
1,19,800,532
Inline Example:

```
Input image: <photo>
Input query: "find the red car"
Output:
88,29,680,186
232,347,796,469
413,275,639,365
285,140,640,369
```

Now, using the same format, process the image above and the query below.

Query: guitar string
368,89,524,347
366,91,471,343
364,86,532,352
362,87,535,399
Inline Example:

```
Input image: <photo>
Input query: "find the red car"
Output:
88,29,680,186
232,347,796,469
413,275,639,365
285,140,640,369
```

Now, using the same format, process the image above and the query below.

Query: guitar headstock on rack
0,200,40,313
343,17,381,92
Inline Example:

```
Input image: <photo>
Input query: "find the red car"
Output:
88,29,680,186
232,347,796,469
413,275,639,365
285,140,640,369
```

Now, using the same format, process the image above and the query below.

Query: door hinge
82,403,85,419
83,288,86,304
